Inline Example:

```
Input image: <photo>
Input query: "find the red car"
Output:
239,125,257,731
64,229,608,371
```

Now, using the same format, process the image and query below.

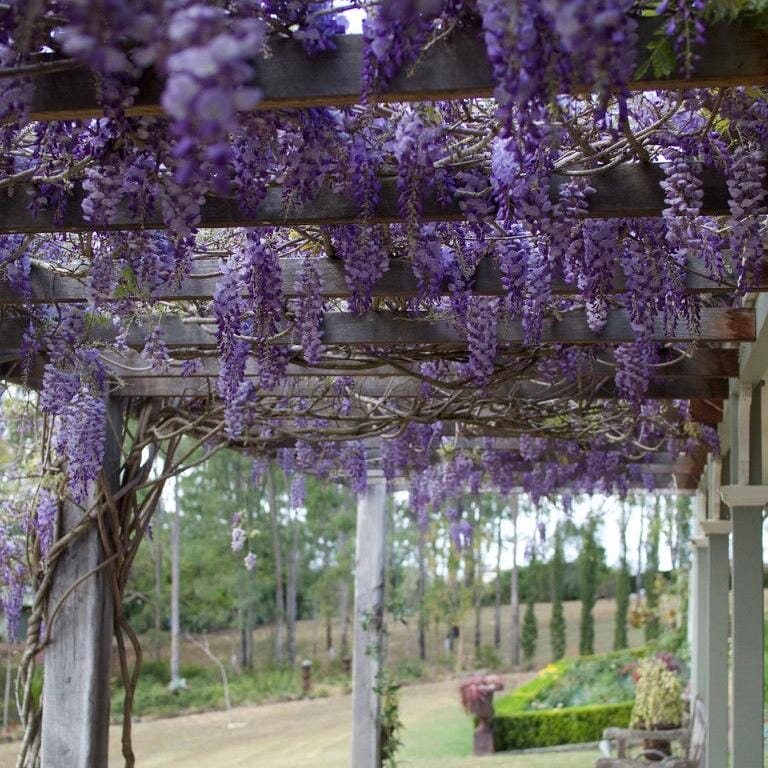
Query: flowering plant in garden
630,657,684,729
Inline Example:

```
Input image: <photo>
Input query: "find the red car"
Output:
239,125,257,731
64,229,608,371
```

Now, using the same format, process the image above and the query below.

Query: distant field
143,597,647,673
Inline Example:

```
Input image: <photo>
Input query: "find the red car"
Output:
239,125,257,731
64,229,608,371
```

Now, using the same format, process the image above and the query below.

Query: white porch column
41,398,123,768
689,536,709,707
730,502,765,768
691,536,709,701
701,520,731,768
350,470,387,768
688,491,707,706
720,380,767,768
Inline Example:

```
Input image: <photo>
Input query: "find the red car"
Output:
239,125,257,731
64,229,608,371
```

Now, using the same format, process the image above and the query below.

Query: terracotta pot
643,723,678,761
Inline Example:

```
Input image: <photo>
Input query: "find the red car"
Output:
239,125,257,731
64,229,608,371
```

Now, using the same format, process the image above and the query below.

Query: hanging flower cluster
0,1,757,520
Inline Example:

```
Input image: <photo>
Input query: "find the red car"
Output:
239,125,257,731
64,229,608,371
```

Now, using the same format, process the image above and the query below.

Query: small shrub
139,660,170,684
390,657,425,683
475,644,502,671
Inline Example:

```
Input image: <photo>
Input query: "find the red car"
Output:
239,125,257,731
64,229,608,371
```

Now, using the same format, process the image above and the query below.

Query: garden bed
491,650,645,751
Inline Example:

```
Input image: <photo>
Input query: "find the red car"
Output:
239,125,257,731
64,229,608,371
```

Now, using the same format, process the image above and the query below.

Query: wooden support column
350,470,387,768
41,397,123,768
721,382,767,768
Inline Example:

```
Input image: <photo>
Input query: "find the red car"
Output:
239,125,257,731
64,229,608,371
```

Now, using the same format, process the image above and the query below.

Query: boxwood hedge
492,701,634,751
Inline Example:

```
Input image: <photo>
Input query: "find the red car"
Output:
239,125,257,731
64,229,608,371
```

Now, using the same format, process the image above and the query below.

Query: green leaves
637,35,677,80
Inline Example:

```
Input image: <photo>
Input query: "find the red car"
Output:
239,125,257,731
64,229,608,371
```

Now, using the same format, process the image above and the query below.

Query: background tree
521,548,538,667
644,498,662,642
578,516,601,656
509,495,521,666
493,503,503,651
550,524,566,661
614,501,631,651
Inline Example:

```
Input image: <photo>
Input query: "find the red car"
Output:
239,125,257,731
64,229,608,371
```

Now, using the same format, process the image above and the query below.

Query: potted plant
460,674,504,755
630,657,684,760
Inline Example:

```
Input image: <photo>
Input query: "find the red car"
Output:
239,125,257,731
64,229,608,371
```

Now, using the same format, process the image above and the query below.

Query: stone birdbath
460,674,505,756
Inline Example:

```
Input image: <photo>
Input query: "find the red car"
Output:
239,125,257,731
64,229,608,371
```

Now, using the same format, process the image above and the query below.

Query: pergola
0,4,767,768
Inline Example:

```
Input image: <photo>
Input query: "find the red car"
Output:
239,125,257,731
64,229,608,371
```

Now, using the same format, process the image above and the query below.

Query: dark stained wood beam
690,399,724,424
0,162,758,234
26,21,768,122
92,346,738,380
111,374,729,400
0,308,754,350
0,254,745,306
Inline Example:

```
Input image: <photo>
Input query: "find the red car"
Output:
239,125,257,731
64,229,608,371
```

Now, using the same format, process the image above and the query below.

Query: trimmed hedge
492,701,634,751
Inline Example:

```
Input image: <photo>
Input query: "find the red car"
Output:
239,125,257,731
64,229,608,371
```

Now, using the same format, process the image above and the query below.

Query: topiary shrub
492,701,634,751
521,598,537,667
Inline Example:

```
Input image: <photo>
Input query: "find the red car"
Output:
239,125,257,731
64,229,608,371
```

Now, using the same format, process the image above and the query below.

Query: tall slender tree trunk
153,497,163,662
286,509,299,666
635,497,645,600
472,521,482,655
268,465,287,664
494,510,503,650
510,495,521,667
614,502,630,651
236,461,255,670
339,573,350,658
417,526,427,661
169,478,182,688
337,530,351,658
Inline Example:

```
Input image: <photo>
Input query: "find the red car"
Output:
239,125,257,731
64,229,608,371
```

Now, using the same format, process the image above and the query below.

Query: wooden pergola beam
26,21,768,122
90,346,737,380
0,308,754,349
0,162,757,235
0,255,747,306
111,374,730,400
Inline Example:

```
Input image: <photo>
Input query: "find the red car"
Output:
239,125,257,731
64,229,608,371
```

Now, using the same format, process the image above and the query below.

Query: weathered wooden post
350,469,387,768
301,659,313,695
40,398,123,768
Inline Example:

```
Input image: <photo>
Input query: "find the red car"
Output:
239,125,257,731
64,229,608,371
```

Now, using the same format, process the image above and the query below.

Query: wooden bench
595,698,706,768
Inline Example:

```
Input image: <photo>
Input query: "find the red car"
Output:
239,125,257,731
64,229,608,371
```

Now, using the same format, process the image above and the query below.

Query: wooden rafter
87,347,738,380
0,255,749,306
0,162,758,235
0,308,755,349
25,22,768,122
111,374,729,400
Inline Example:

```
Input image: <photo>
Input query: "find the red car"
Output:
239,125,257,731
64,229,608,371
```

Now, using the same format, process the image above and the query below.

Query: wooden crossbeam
111,374,729,400
94,347,737,380
690,399,724,424
26,22,768,122
0,308,754,349
0,162,756,235
0,255,744,306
